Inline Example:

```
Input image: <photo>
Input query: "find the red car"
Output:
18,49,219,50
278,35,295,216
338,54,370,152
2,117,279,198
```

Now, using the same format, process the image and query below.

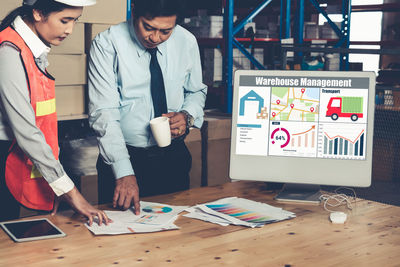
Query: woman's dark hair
132,0,185,24
0,0,70,32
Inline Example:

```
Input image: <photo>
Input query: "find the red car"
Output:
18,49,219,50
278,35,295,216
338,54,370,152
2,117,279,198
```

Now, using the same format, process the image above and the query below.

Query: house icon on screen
239,90,264,116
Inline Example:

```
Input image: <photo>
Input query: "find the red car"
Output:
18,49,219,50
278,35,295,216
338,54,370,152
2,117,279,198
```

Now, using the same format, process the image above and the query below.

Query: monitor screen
230,70,375,201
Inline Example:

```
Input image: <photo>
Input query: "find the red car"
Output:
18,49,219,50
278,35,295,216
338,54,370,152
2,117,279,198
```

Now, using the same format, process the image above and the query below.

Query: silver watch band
181,110,194,127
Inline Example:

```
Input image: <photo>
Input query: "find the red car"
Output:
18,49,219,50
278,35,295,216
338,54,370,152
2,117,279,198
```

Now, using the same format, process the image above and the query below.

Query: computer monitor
229,70,375,203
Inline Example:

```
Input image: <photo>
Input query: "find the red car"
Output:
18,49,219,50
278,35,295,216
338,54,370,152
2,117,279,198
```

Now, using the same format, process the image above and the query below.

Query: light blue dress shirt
88,19,207,180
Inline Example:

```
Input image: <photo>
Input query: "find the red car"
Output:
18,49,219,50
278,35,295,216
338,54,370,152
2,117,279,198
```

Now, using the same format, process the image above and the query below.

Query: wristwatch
181,110,194,129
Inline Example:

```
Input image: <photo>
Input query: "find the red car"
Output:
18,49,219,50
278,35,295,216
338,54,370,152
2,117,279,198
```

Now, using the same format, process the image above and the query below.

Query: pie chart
142,205,173,213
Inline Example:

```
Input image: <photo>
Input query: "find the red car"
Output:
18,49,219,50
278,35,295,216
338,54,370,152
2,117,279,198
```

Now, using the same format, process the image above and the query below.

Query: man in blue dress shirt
88,0,207,213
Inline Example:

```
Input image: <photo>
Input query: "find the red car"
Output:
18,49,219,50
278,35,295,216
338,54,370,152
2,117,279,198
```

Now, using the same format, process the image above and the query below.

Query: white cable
319,187,357,213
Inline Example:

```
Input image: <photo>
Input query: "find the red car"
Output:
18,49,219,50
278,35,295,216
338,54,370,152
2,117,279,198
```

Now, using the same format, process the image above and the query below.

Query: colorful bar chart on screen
269,121,318,157
206,203,275,224
317,123,367,160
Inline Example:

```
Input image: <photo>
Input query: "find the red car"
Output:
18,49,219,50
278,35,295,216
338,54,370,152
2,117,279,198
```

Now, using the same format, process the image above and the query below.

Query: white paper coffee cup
150,116,171,147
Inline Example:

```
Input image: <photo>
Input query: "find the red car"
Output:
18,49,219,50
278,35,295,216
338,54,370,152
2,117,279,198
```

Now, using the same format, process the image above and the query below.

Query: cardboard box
85,23,113,52
0,1,19,20
184,128,202,188
48,54,87,86
55,85,86,117
202,113,232,186
51,23,84,54
80,0,126,24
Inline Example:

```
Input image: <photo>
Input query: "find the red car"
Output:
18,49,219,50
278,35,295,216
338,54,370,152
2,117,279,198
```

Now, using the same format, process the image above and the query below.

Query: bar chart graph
291,125,316,148
318,123,366,160
269,122,318,157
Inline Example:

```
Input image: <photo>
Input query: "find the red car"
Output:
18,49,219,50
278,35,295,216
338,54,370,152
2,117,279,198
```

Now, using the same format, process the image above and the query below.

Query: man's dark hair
0,0,70,32
132,0,185,23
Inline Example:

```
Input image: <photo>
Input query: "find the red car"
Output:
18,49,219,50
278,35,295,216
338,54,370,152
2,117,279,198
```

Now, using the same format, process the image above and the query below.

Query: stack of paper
86,201,188,235
184,197,295,228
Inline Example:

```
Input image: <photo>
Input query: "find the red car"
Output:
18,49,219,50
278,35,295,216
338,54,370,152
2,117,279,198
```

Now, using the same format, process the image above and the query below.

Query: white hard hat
23,0,96,6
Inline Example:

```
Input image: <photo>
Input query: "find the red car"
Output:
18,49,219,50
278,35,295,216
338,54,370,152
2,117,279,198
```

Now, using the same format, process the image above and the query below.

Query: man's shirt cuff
111,158,135,179
49,174,75,196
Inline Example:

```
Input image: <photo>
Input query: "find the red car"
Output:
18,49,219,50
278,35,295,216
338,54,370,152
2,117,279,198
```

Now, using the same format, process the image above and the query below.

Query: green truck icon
326,97,363,121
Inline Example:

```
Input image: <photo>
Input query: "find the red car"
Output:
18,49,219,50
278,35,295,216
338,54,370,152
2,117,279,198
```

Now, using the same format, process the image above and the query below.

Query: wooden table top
1,181,399,267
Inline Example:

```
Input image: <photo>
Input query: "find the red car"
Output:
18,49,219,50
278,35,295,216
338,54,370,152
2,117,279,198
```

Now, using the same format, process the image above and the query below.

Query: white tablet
0,218,66,242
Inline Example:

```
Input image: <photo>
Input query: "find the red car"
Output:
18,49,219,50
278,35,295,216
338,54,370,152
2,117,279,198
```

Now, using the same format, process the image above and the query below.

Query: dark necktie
148,48,167,117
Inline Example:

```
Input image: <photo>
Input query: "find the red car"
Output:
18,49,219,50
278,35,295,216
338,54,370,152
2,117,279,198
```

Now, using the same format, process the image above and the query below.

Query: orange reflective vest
0,27,58,211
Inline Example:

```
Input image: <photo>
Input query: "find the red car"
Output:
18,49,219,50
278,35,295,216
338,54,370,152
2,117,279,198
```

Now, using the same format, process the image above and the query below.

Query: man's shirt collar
129,17,169,58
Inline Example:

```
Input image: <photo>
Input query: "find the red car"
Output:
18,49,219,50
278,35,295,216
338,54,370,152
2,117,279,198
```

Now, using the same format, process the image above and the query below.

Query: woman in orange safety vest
0,0,110,226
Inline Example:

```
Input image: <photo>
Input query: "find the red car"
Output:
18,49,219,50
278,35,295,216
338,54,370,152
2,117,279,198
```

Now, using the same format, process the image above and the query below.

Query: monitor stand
274,183,321,204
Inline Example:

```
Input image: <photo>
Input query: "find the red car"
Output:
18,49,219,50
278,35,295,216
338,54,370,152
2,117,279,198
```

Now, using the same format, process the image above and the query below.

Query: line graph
321,128,365,157
291,125,316,148
324,129,365,144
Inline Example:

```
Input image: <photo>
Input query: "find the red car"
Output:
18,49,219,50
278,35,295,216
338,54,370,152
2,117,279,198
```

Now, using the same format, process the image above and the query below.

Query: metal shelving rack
224,0,272,113
127,0,131,20
222,1,400,113
223,0,353,113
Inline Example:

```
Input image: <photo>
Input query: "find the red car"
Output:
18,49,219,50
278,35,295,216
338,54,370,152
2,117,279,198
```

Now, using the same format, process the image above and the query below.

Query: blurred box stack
310,39,327,57
266,22,279,38
183,9,238,38
201,112,232,186
183,15,224,38
304,22,319,39
0,1,19,19
325,53,340,71
85,23,114,52
48,21,86,119
203,48,264,85
320,22,342,39
81,0,126,52
281,38,294,59
253,16,279,38
80,0,126,24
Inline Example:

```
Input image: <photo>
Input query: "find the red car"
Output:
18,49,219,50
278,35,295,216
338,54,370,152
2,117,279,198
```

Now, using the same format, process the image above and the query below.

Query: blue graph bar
324,132,365,158
359,133,364,156
334,138,338,155
355,140,359,156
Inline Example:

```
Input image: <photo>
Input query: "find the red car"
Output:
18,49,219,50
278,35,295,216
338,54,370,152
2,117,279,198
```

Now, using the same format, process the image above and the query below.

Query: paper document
86,201,188,235
184,197,295,228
